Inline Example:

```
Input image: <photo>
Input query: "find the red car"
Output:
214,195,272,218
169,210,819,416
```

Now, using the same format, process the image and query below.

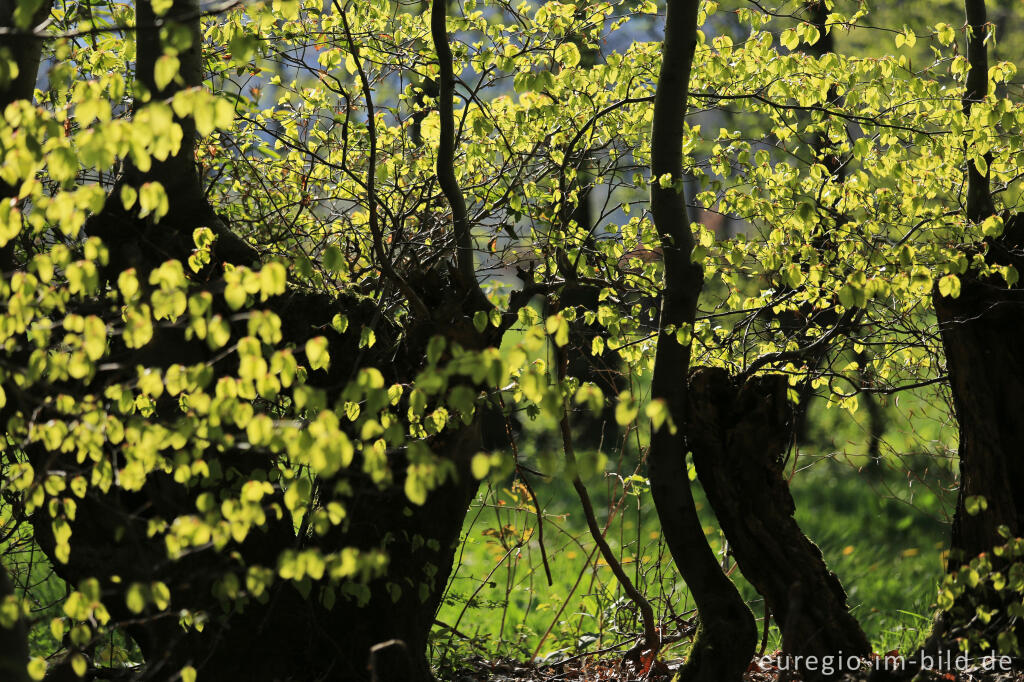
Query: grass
433,387,958,669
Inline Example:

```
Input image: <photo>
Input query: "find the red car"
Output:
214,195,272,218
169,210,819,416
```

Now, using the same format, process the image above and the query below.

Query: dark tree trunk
911,0,1024,661
937,0,1023,563
0,567,28,682
28,317,484,681
935,218,1024,560
687,368,871,678
14,2,489,680
0,6,46,678
0,0,53,270
648,2,757,680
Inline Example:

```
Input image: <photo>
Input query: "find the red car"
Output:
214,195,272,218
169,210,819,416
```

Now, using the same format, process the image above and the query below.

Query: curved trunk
648,2,757,679
687,368,871,679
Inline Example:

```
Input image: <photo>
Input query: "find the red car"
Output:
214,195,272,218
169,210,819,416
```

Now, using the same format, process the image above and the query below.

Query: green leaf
323,245,345,273
780,28,799,51
965,495,988,516
554,43,581,67
981,215,1004,238
305,336,330,371
938,274,961,299
471,453,490,480
645,398,671,432
28,658,46,681
615,392,639,426
154,55,180,92
138,182,169,222
473,310,488,333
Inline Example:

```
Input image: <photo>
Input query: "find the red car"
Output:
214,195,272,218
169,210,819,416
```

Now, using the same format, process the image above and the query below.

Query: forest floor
447,654,1024,681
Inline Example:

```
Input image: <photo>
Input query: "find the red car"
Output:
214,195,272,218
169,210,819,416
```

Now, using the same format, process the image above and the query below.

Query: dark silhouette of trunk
936,0,1024,564
649,6,868,673
0,567,28,682
687,368,871,679
15,2,491,680
917,0,1024,660
0,0,54,270
0,7,47,678
648,3,757,680
937,261,1024,560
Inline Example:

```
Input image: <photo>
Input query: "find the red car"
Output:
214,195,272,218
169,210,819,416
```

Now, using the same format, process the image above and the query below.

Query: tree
5,0,1024,679
645,2,757,680
0,0,596,677
0,0,739,679
642,2,872,676
927,0,1024,657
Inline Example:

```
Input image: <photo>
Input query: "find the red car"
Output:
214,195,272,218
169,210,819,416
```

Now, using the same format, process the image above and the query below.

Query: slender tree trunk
648,3,757,680
646,3,866,676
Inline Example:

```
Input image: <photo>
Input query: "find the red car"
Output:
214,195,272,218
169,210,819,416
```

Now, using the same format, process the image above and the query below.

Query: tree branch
963,0,995,223
431,0,489,310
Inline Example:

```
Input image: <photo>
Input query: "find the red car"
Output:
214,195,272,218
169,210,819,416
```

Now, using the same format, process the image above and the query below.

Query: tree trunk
934,217,1024,559
687,368,871,678
29,366,483,682
0,566,27,682
15,2,489,680
912,0,1024,660
648,2,757,680
0,0,53,270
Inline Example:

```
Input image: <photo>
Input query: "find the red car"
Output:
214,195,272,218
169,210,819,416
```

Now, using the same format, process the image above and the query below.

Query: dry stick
497,392,554,586
555,347,660,655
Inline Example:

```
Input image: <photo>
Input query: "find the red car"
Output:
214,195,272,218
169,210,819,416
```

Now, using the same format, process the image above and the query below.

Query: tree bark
934,0,1024,563
687,368,871,679
87,0,256,278
914,0,1024,660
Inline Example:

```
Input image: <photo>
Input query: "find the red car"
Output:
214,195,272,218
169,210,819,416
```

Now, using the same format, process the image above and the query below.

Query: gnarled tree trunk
687,368,870,678
14,2,491,680
935,0,1024,565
